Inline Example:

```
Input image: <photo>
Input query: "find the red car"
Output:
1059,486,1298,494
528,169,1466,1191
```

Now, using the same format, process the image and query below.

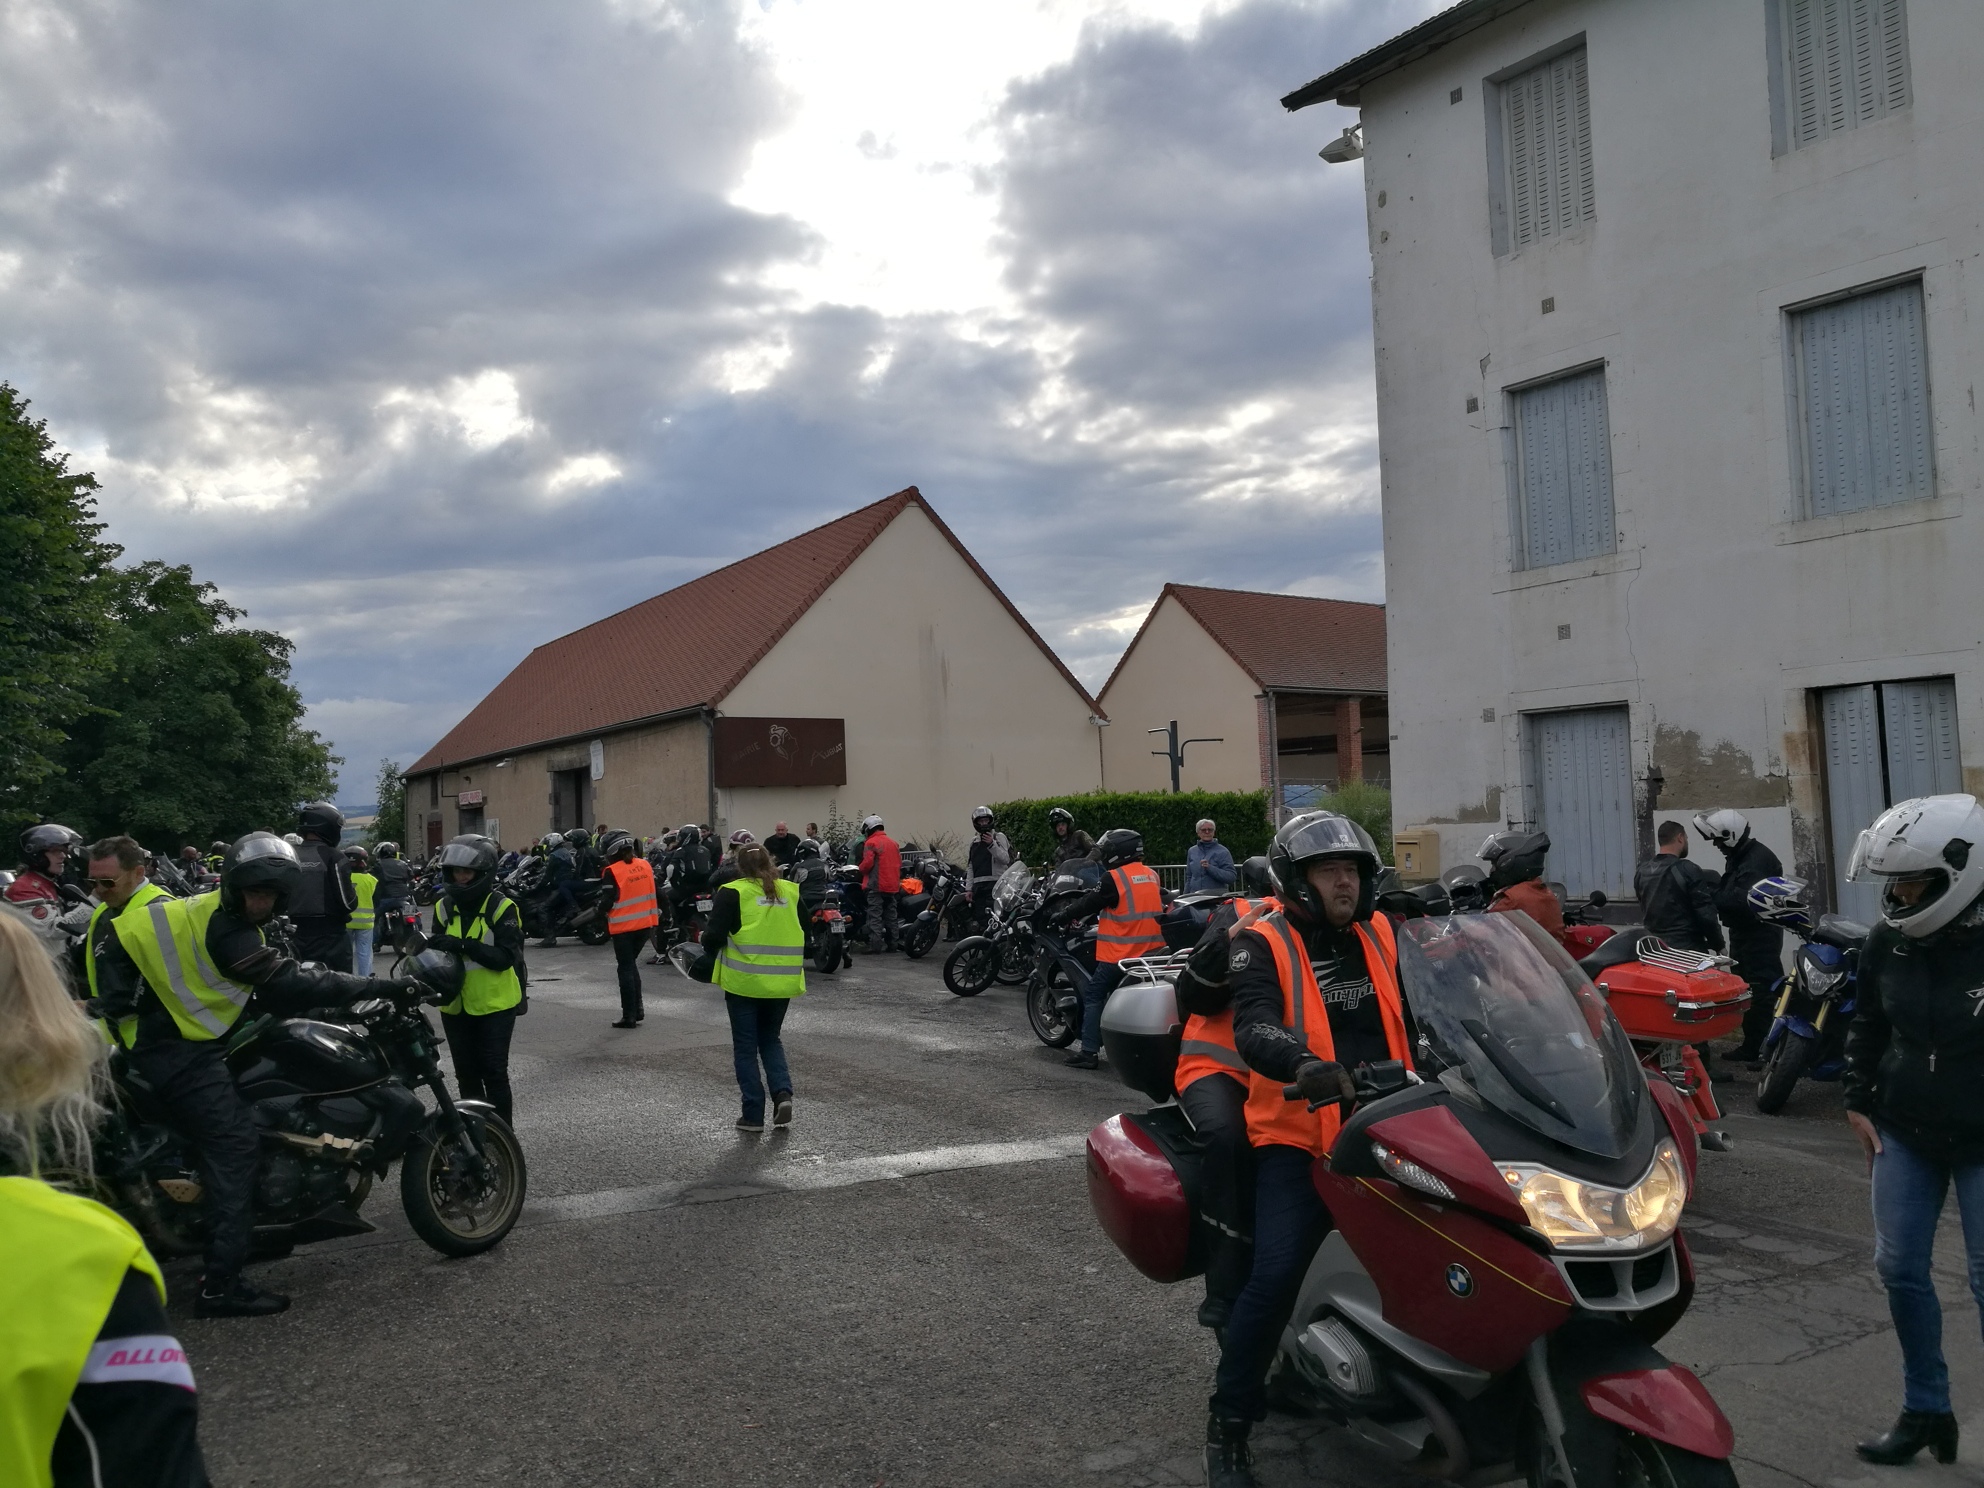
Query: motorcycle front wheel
576,919,609,947
400,1111,528,1257
1528,1420,1736,1488
1027,974,1079,1048
1755,1030,1815,1115
902,920,939,960
994,935,1032,985
943,938,999,996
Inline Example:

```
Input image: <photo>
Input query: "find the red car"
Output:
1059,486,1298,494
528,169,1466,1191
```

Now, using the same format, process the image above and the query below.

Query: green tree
0,384,118,822
38,562,337,844
370,758,406,846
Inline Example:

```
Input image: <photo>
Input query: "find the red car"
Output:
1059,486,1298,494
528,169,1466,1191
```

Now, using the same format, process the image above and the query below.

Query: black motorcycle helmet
795,837,823,861
298,800,344,843
565,828,591,850
1047,807,1075,835
1268,811,1382,925
376,841,400,860
406,944,466,1001
341,843,371,870
1479,829,1550,891
220,832,303,915
1094,828,1144,869
602,830,636,861
437,834,499,905
19,823,82,873
1238,855,1274,899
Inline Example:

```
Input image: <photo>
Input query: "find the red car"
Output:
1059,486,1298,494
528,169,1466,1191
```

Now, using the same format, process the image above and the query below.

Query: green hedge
990,784,1393,867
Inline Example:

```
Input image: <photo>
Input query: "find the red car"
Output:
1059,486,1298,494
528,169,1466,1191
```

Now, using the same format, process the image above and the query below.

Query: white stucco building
1286,0,1983,917
401,489,1103,853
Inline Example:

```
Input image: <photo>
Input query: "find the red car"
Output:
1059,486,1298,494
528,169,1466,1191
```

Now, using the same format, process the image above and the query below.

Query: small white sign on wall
589,739,605,781
486,819,500,845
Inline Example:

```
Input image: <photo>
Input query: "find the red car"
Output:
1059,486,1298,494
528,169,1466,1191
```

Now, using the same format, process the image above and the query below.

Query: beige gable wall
1098,594,1265,793
719,503,1102,842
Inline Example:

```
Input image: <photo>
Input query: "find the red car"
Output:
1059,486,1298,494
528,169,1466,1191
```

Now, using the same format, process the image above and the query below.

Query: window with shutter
1782,0,1910,147
1511,366,1616,570
1500,46,1594,250
1790,279,1933,518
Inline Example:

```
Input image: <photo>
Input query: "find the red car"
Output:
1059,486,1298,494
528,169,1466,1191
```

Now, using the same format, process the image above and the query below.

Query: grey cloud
0,0,1442,809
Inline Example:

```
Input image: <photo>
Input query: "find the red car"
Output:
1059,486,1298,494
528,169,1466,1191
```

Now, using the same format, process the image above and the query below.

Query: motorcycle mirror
1588,890,1609,909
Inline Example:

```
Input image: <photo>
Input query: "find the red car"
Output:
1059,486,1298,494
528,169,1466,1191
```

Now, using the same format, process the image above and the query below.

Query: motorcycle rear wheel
400,1111,528,1257
943,939,998,996
902,920,939,960
577,920,610,947
813,937,844,973
1755,1031,1815,1115
1027,974,1078,1048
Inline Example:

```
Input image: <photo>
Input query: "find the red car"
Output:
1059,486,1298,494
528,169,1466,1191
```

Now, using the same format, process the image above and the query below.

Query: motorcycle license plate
831,922,846,934
696,899,714,912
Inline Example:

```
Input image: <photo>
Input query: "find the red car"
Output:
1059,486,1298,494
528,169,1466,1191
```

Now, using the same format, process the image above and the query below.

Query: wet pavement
168,942,1984,1487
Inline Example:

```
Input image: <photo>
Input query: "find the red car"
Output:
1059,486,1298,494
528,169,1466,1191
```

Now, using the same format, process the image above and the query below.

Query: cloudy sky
0,0,1444,810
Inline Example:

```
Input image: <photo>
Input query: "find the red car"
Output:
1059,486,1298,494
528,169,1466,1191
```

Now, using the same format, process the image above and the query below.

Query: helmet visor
1845,828,1876,883
438,840,493,872
1281,814,1379,865
1882,869,1950,921
234,834,299,866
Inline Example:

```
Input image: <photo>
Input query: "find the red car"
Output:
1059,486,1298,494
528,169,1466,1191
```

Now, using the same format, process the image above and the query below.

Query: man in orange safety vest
600,831,660,1028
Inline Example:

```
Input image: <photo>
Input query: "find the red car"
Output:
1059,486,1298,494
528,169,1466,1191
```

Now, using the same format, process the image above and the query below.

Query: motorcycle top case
1594,961,1751,1043
1086,1106,1205,1283
1099,978,1183,1104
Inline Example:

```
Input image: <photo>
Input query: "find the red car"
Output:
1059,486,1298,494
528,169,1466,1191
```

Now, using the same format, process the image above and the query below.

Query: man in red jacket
858,815,901,953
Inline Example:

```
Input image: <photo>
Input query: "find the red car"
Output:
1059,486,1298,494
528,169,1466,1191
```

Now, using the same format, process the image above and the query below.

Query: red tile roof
1100,584,1388,699
409,487,1097,772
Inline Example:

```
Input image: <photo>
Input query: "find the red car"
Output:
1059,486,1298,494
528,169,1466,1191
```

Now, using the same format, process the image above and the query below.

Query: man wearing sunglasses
80,837,170,1049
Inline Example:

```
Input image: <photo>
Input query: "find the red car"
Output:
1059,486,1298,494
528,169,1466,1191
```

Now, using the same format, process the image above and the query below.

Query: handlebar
1281,1059,1417,1111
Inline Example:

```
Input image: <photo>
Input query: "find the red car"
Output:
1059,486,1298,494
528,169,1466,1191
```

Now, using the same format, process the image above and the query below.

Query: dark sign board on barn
712,717,848,788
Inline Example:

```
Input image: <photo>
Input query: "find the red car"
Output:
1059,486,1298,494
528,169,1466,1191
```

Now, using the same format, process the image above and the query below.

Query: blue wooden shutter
1881,678,1961,799
1821,684,1887,922
1796,280,1932,518
1526,706,1634,899
1504,48,1593,250
1516,367,1616,568
1784,0,1911,147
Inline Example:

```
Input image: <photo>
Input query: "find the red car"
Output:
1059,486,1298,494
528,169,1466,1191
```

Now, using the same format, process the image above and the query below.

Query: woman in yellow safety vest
342,844,378,976
427,836,526,1127
0,909,210,1487
705,843,805,1132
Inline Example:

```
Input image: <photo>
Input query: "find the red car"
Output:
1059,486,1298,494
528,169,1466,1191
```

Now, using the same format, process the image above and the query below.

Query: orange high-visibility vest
1174,896,1277,1093
1242,910,1411,1155
1096,865,1165,964
604,858,659,934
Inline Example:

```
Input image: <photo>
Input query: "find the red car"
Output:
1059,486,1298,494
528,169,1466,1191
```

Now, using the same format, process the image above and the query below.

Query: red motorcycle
1089,912,1736,1488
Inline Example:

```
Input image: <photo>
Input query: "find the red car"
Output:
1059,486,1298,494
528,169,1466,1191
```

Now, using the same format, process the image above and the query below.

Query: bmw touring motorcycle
1089,912,1737,1488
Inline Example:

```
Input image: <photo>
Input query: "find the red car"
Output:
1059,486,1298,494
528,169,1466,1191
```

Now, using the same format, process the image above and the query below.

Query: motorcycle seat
1813,914,1870,950
1576,926,1647,979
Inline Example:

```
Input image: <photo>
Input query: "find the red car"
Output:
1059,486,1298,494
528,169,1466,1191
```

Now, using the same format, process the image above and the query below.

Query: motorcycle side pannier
1086,1107,1205,1282
1099,979,1183,1103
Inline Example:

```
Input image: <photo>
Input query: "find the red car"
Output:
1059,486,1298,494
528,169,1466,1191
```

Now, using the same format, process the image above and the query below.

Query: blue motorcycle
1746,876,1869,1114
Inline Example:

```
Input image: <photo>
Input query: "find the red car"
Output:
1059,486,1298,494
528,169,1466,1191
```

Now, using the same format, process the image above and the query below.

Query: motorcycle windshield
993,862,1036,909
1396,914,1642,1160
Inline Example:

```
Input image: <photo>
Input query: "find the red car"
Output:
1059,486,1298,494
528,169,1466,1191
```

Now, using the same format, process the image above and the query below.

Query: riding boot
196,1274,290,1318
1203,1412,1258,1488
1857,1410,1959,1464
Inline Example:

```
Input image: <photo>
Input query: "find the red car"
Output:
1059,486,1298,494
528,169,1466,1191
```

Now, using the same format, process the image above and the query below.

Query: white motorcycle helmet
1849,794,1984,938
1691,809,1751,853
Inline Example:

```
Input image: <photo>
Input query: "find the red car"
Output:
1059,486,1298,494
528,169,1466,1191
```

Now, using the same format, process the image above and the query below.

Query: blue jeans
1213,1145,1331,1421
1081,963,1128,1055
724,994,793,1122
1872,1130,1984,1413
352,925,374,976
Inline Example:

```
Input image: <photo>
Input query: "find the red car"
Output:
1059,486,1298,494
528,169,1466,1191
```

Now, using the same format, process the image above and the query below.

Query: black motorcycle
943,863,1044,995
897,856,966,960
504,858,609,945
92,981,527,1261
1019,872,1206,1047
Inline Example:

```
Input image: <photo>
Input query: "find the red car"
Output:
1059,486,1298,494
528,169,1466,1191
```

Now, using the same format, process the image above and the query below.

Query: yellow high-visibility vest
714,879,806,1000
112,892,253,1042
84,883,168,1049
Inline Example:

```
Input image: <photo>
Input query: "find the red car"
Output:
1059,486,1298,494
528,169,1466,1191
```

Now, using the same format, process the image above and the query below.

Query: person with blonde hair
0,910,211,1486
702,843,805,1132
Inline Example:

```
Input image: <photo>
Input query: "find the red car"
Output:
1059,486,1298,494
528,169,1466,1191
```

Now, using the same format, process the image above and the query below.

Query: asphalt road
164,941,1984,1488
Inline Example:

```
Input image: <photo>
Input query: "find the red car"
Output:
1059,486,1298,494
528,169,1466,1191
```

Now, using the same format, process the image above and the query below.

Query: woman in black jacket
1841,794,1984,1465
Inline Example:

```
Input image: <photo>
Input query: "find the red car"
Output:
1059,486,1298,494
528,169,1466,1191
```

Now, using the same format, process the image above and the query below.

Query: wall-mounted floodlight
1088,715,1111,727
1320,125,1365,164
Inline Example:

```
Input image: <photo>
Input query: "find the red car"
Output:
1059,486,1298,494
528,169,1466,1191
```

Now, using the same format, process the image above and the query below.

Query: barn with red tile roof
1095,584,1387,807
401,488,1102,853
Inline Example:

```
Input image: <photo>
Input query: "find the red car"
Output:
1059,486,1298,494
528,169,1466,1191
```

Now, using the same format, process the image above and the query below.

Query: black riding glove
1292,1058,1357,1111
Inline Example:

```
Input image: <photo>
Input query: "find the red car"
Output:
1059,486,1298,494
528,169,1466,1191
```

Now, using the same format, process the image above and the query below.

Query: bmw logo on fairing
1446,1263,1474,1298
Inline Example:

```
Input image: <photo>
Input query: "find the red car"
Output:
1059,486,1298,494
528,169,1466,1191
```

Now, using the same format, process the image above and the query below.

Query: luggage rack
1634,937,1733,976
1119,950,1194,982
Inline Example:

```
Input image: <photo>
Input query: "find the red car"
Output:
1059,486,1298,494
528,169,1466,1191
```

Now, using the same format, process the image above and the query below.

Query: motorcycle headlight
1798,949,1848,996
1500,1139,1687,1252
